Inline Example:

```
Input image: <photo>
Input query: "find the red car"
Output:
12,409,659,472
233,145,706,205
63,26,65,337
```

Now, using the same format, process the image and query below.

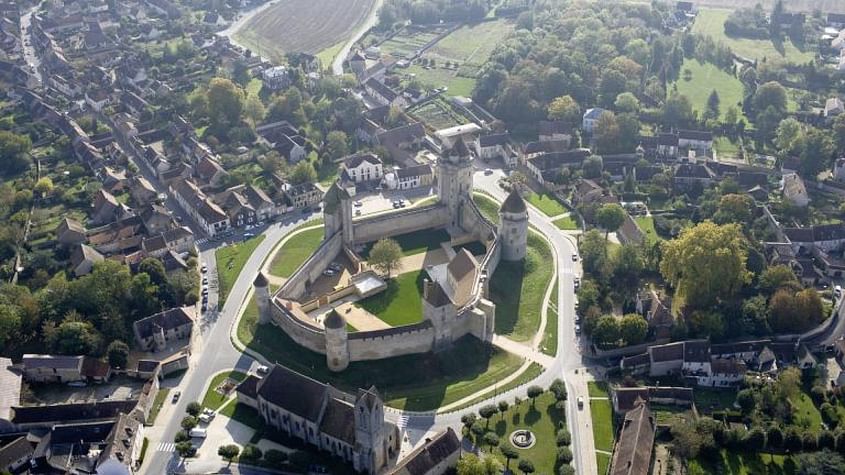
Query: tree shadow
489,260,526,335
524,404,541,426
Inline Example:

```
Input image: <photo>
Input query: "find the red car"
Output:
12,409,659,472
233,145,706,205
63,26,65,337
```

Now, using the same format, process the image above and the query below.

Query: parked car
199,414,212,424
577,397,584,409
572,253,578,261
323,269,336,276
202,277,208,285
575,324,581,335
172,391,181,403
484,168,493,175
257,365,270,374
201,264,207,273
189,428,207,438
354,201,362,207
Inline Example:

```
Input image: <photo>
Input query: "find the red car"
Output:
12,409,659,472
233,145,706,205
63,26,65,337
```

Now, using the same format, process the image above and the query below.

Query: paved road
20,5,42,86
330,0,384,75
141,214,319,475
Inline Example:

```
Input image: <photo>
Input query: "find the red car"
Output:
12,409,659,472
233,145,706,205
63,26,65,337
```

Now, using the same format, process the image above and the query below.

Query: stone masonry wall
352,205,450,245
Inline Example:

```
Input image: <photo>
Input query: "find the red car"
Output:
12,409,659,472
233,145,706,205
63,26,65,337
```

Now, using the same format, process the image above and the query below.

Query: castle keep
255,139,529,371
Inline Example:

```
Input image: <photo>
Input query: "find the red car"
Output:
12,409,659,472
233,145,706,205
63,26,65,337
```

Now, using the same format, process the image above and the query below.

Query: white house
392,164,433,190
475,133,510,160
341,153,383,183
582,107,606,134
678,129,713,154
85,89,111,112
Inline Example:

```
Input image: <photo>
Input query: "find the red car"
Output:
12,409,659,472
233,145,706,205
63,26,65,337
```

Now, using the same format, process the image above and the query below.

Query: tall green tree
596,204,626,240
369,238,402,277
206,77,244,130
547,95,580,126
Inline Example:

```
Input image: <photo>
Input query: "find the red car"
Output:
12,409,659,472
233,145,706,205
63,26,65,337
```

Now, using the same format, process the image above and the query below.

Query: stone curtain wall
277,232,344,300
270,299,328,354
352,204,450,244
347,321,436,360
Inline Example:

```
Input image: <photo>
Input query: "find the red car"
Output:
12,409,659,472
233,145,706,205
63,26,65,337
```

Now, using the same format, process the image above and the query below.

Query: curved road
143,166,594,474
331,0,383,75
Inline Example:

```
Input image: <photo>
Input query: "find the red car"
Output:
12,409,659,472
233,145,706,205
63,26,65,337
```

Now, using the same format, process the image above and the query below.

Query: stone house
475,133,510,160
393,164,433,190
387,428,460,475
56,217,87,246
782,172,809,207
673,162,715,192
70,243,104,276
608,401,654,475
237,365,399,474
341,153,383,184
132,307,194,352
582,107,606,134
195,156,228,188
21,355,85,384
538,120,571,143
647,342,684,376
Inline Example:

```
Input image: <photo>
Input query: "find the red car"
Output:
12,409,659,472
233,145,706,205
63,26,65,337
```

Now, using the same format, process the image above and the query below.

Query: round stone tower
498,189,529,261
324,309,349,372
253,272,271,324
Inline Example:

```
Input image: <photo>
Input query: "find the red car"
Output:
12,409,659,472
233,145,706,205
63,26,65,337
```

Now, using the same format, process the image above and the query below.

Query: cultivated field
408,98,473,130
233,0,376,64
691,9,815,65
378,26,450,59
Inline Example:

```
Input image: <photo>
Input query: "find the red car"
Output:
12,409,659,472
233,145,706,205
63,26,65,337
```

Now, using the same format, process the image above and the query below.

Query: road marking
157,442,175,452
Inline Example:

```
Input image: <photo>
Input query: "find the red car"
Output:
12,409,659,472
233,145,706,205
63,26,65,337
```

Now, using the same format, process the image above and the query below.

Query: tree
799,127,836,178
796,450,845,475
175,441,195,459
663,93,695,128
479,404,498,427
289,161,317,185
767,426,783,449
0,131,32,176
500,446,519,471
181,416,198,431
207,77,244,130
550,379,567,402
243,96,266,127
369,238,402,277
240,444,262,462
582,155,603,179
759,265,799,293
714,194,754,225
106,340,129,368
470,421,485,440
753,81,788,114
737,389,756,414
784,426,803,451
218,444,240,467
774,118,803,155
518,459,535,475
557,429,572,446
769,288,824,333
671,421,703,458
186,402,202,417
547,95,580,126
745,427,766,451
778,367,802,400
592,316,620,348
706,90,720,120
34,177,54,196
498,400,509,418
594,111,620,155
456,453,484,475
527,386,543,406
482,432,500,450
619,314,647,345
48,319,102,355
557,446,573,464
461,413,477,428
264,449,287,465
660,222,750,308
596,204,626,240
325,130,348,162
614,93,640,114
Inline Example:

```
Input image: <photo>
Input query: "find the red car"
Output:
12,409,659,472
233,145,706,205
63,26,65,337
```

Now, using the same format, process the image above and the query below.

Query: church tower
437,138,474,231
354,387,386,473
499,189,529,261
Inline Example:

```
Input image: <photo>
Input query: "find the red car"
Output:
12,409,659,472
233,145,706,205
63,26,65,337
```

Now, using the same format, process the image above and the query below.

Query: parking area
352,187,436,217
23,375,147,405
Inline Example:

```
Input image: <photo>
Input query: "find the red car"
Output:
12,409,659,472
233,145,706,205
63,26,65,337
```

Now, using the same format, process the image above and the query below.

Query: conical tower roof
253,272,268,287
500,189,526,214
324,309,345,330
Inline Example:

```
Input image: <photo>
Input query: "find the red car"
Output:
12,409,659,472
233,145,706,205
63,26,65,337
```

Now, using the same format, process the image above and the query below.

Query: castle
254,138,529,371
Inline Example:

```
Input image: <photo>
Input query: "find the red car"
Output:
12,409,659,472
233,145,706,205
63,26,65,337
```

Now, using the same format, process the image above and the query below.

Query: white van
835,285,842,299
189,428,207,438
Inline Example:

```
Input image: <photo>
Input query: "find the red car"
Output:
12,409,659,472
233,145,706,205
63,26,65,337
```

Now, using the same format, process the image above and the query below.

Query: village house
375,122,426,165
582,107,606,134
526,149,591,186
390,164,433,190
70,243,104,276
170,179,230,237
782,172,809,207
364,77,407,108
608,401,654,475
673,162,714,192
387,428,460,475
133,307,195,352
56,217,87,246
825,97,844,117
475,133,510,161
21,355,111,384
262,65,291,91
538,120,571,143
282,181,324,210
195,156,229,188
341,153,384,184
678,129,713,155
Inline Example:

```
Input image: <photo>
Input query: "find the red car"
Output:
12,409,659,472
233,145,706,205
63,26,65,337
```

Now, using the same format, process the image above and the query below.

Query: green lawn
451,363,544,410
216,235,266,304
588,381,609,398
316,41,344,69
490,232,554,341
790,390,822,432
714,136,742,160
526,192,567,217
694,388,736,414
597,452,611,475
406,64,477,98
541,278,558,356
361,228,451,258
674,58,746,122
356,270,425,327
689,449,797,475
479,391,566,475
692,8,815,66
268,226,324,278
553,214,578,230
237,294,522,411
472,192,501,224
590,397,614,452
147,388,170,426
202,371,248,411
634,216,660,245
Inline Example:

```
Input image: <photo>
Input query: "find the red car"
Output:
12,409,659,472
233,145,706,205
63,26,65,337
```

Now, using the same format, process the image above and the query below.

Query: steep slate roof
649,342,684,363
257,365,327,423
254,272,268,287
0,436,33,470
396,164,432,180
22,354,83,370
784,224,845,243
449,137,471,157
236,375,259,399
343,153,382,168
610,402,655,475
479,133,509,147
447,249,478,282
424,280,451,308
319,398,355,444
0,357,21,422
389,427,461,475
12,400,138,425
501,189,527,214
133,307,193,339
683,340,710,363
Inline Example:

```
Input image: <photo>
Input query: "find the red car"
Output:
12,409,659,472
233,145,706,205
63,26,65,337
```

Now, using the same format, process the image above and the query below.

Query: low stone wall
348,321,435,360
300,285,357,313
270,299,327,354
278,232,344,300
352,204,450,244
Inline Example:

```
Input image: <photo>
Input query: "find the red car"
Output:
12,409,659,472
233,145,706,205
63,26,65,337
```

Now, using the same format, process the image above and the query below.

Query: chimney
423,278,431,300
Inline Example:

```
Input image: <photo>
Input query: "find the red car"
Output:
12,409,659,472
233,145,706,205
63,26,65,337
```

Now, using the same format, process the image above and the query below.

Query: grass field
379,26,447,59
694,388,737,414
541,279,558,356
233,0,376,64
674,59,745,121
490,232,554,342
404,20,514,97
692,8,815,65
591,397,615,452
147,388,170,426
484,391,566,475
361,228,451,258
714,135,742,160
237,294,523,410
452,363,544,410
634,216,660,245
202,371,248,411
791,390,822,431
268,226,324,278
472,193,501,224
597,452,611,475
216,235,266,304
553,214,579,230
588,381,609,398
690,449,797,474
357,270,424,327
526,192,567,217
